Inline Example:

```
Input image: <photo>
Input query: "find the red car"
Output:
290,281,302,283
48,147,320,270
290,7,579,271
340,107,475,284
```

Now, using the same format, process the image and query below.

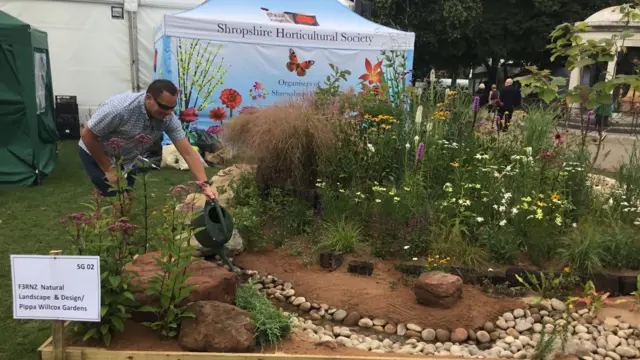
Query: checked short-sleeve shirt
79,92,185,170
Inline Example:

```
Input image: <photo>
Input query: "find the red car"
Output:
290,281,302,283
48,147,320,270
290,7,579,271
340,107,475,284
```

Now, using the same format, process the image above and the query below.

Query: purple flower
206,126,223,135
135,134,153,147
587,110,593,127
104,138,125,157
415,142,425,164
108,218,138,236
169,184,191,200
473,96,480,113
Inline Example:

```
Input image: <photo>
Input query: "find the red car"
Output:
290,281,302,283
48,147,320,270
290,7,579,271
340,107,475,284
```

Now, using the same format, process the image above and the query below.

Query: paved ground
582,131,640,171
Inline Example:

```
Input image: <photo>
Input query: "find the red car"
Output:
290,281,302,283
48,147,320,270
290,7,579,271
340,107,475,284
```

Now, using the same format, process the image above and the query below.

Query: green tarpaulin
0,10,58,188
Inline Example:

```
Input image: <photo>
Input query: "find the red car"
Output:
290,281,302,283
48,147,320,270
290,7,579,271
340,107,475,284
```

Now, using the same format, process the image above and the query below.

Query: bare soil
67,320,431,357
234,247,523,330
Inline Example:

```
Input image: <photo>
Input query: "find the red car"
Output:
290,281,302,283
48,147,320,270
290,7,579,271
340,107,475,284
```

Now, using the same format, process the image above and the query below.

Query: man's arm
165,115,217,199
173,137,208,183
81,102,123,176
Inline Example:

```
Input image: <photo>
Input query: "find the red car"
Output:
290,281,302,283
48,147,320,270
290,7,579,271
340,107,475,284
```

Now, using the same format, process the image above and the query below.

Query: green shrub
235,282,293,348
558,219,607,275
315,215,364,254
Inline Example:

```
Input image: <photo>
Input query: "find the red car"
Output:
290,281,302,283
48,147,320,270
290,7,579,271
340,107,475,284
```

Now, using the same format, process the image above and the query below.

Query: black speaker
55,95,80,140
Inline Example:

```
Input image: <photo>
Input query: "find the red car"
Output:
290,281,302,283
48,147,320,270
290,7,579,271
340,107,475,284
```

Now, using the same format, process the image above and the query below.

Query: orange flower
208,107,227,122
220,89,242,110
358,58,384,85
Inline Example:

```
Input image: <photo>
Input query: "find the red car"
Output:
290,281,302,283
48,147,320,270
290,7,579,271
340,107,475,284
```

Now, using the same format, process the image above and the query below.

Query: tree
372,0,481,80
371,0,627,84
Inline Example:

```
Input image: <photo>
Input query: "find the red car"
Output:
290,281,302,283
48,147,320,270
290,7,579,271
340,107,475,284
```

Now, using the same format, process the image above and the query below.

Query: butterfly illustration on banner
286,48,315,77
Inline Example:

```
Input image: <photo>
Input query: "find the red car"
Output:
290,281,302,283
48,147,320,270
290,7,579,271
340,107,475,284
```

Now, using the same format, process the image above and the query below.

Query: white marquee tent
0,0,205,122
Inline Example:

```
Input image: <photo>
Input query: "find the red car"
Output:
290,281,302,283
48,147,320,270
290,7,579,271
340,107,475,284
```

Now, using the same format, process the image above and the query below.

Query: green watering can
190,199,235,271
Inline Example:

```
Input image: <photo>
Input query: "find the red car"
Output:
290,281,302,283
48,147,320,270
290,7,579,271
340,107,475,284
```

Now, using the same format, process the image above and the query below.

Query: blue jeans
78,147,146,197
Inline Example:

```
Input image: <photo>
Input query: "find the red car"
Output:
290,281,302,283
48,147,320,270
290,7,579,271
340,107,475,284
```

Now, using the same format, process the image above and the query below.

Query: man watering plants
79,79,217,202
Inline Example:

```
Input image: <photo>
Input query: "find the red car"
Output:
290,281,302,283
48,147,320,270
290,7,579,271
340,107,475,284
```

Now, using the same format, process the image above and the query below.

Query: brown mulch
234,248,523,330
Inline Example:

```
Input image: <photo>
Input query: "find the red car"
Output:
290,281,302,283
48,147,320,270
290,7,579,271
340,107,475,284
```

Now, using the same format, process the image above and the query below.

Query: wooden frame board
37,332,462,360
38,340,462,360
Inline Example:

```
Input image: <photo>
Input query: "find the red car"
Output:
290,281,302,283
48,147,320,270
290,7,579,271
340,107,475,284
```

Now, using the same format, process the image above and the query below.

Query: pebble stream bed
231,268,640,359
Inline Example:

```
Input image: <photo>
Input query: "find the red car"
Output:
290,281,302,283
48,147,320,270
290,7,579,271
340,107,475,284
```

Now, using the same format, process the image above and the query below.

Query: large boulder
179,301,255,352
414,271,463,309
209,164,256,207
125,251,238,307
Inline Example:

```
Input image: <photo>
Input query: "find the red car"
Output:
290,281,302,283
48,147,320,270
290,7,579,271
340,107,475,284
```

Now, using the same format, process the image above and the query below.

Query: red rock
124,251,238,307
179,301,255,352
451,328,469,342
343,312,361,326
414,271,463,309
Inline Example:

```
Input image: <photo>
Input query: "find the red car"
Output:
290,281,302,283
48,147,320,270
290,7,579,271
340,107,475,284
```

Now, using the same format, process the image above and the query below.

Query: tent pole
126,10,140,92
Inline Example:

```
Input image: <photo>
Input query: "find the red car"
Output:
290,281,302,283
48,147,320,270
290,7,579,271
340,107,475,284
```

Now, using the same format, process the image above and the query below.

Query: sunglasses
154,97,176,111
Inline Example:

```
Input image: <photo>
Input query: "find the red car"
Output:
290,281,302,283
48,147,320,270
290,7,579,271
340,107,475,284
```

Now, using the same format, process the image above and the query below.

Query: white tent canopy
156,0,414,50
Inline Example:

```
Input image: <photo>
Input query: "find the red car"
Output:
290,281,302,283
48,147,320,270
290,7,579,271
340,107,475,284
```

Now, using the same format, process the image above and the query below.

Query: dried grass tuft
221,96,340,189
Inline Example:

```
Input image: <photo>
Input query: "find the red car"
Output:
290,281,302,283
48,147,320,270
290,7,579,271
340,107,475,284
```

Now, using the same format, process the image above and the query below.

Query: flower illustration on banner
220,88,242,117
209,106,227,122
359,58,384,85
249,82,268,104
180,107,199,123
206,125,223,135
239,106,258,115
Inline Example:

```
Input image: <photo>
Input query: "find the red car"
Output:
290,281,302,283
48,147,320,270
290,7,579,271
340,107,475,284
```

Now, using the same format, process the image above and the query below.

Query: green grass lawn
0,140,221,360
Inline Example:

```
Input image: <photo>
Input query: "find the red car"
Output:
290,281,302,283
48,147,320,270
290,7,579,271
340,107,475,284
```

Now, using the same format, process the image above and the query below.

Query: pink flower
135,134,153,147
180,107,199,123
206,126,223,135
104,138,125,158
554,131,566,145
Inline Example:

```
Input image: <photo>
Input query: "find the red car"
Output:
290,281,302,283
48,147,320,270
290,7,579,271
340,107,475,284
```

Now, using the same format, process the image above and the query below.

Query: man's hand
202,184,218,200
104,168,119,183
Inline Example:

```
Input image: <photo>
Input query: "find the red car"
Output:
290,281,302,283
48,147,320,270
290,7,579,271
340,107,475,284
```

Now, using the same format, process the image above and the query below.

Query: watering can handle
206,199,230,238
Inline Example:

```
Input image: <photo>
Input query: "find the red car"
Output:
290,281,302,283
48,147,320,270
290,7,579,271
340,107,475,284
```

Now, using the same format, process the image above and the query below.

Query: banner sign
155,37,414,136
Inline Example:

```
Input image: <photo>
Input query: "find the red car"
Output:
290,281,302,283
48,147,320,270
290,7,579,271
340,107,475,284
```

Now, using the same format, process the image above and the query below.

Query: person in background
594,94,612,142
488,84,500,124
475,83,489,107
79,79,218,203
497,78,521,131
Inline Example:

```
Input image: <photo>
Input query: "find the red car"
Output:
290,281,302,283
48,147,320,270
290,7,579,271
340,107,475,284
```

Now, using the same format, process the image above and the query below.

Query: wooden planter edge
37,323,464,360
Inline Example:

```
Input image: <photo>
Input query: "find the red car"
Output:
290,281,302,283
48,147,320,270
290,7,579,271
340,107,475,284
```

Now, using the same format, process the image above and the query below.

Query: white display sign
11,255,101,322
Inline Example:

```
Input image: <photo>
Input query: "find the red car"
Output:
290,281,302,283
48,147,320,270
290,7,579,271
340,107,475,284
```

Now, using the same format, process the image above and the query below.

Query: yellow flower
152,211,157,215
563,267,570,273
449,90,456,95
450,162,460,167
475,132,481,136
537,201,546,207
551,192,560,201
375,199,382,203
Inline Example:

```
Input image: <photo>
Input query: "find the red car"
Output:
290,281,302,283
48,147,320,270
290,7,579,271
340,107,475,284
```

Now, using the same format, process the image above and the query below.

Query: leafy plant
629,275,640,312
316,63,352,98
139,185,200,338
315,215,363,254
62,191,139,346
568,280,627,316
515,269,566,303
235,281,293,348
